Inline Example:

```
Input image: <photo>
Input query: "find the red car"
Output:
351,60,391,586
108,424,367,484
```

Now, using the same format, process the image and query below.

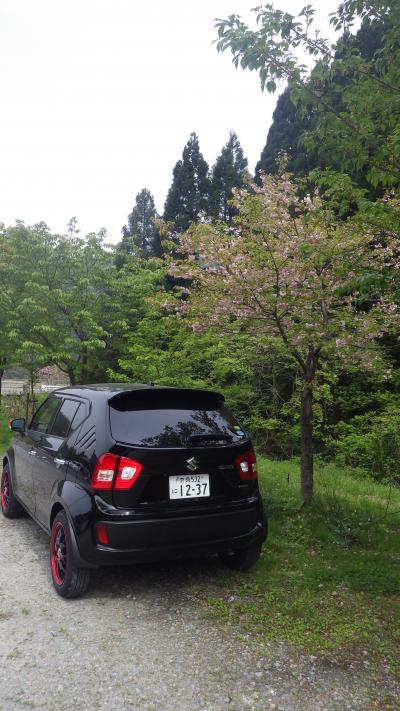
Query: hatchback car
1,384,266,597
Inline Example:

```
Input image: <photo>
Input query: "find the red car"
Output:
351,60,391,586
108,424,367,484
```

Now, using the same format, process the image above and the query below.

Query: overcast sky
1,0,332,242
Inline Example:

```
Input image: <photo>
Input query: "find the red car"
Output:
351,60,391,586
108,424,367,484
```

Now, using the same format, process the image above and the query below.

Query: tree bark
300,380,314,505
300,349,318,506
80,345,88,384
68,368,76,386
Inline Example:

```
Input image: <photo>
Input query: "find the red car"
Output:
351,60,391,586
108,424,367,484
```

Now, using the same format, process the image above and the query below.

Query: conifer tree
117,188,160,267
255,88,314,180
163,133,209,232
208,131,248,222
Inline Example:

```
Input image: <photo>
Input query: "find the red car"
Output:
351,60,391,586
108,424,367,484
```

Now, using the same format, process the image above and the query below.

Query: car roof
51,383,225,403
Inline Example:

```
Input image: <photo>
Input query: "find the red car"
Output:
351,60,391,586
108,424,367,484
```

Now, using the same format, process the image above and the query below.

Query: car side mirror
9,418,26,433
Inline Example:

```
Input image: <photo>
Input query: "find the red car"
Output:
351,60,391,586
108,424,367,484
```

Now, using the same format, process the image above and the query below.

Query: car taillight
235,449,258,481
91,454,143,491
92,453,118,490
114,457,142,490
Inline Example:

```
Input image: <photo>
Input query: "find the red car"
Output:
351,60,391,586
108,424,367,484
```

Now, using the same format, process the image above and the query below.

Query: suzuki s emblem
186,457,199,472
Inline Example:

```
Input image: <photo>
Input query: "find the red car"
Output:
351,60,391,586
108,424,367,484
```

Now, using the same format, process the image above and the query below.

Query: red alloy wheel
51,521,68,586
1,469,10,511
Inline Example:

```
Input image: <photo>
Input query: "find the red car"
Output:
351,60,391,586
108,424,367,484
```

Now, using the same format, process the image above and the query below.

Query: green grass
0,410,12,454
205,458,400,679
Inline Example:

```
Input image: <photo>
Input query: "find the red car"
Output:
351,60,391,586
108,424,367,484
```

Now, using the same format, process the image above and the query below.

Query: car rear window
109,392,247,448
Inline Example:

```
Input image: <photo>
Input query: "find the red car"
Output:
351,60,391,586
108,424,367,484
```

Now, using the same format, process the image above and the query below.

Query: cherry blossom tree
169,174,399,504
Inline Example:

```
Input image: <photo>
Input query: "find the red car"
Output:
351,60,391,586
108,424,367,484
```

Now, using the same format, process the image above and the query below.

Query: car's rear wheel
1,464,24,518
50,511,91,598
219,542,262,571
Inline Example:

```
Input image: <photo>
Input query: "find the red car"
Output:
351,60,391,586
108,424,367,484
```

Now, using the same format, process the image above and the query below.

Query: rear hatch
108,388,257,510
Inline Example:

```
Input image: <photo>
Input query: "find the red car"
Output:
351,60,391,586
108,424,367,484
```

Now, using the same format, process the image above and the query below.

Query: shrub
334,405,400,481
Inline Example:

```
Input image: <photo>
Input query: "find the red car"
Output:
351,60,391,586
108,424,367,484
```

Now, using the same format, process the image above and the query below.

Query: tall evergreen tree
208,131,248,222
163,133,209,232
255,88,314,180
117,188,160,267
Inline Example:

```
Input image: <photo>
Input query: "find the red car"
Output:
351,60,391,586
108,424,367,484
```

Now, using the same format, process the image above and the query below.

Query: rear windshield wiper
188,433,233,443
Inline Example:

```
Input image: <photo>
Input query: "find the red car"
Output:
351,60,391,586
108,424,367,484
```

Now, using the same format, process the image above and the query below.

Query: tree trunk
80,345,88,384
30,372,36,417
0,367,4,404
67,368,76,386
300,381,314,505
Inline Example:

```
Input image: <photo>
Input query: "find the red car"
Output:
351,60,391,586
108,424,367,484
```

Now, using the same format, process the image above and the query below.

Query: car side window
30,397,61,434
50,399,81,439
70,403,87,432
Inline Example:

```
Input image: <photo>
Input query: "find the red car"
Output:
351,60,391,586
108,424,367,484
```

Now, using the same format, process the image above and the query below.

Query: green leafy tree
117,188,160,267
5,223,116,384
215,2,400,191
104,255,167,379
163,133,209,231
169,174,399,504
208,131,248,222
255,16,389,182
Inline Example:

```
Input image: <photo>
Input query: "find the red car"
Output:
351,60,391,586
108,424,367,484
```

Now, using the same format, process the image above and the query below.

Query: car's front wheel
1,464,25,518
219,542,262,571
50,511,91,598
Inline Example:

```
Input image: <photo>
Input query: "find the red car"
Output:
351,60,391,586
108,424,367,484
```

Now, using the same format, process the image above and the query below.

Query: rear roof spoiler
108,387,225,407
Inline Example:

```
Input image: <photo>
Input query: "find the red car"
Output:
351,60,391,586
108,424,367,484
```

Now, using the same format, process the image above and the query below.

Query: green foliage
208,131,248,222
117,188,161,267
0,409,12,453
216,3,400,194
2,222,115,383
163,132,210,232
255,87,315,179
333,404,400,481
1,222,168,385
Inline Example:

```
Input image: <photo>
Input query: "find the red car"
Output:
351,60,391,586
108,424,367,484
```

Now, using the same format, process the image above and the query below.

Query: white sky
0,0,333,242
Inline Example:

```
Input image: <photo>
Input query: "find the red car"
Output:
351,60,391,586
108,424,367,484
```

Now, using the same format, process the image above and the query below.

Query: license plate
169,474,210,499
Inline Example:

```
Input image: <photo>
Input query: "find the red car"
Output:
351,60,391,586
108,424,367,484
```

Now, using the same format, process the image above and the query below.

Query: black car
1,384,266,598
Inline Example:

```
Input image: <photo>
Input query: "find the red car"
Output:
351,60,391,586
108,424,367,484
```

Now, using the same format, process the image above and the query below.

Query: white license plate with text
169,474,210,499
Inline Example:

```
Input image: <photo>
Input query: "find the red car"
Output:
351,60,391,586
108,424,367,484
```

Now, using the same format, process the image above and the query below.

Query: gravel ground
0,514,397,711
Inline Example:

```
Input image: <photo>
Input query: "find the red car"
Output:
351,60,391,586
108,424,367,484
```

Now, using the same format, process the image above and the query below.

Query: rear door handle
54,458,66,466
29,449,37,456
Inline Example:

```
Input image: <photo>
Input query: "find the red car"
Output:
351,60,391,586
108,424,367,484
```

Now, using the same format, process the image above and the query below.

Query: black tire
219,542,262,571
50,511,91,598
1,463,25,518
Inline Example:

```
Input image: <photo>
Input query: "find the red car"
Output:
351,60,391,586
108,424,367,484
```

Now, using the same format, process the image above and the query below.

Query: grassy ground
0,411,12,454
205,458,400,683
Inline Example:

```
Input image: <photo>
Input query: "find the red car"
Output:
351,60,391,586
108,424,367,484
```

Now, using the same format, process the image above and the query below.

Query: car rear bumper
74,501,266,566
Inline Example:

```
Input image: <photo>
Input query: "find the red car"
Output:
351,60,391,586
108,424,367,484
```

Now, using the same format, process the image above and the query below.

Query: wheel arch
3,448,16,474
49,499,97,570
50,502,64,529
